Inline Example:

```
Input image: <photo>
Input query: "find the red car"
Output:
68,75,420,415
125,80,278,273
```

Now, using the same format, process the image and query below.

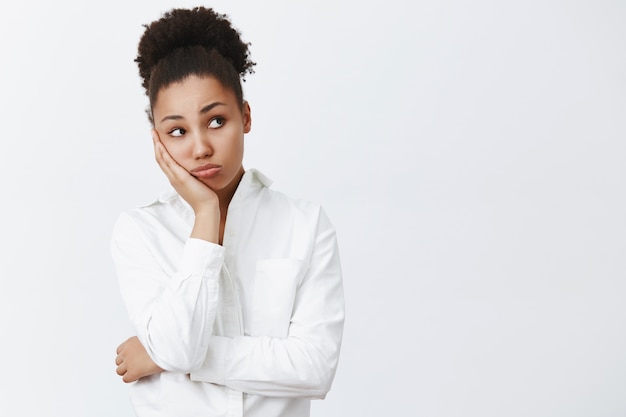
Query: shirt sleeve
189,209,345,399
111,211,225,372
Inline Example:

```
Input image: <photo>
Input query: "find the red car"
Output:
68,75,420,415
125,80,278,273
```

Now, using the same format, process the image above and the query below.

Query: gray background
0,0,624,415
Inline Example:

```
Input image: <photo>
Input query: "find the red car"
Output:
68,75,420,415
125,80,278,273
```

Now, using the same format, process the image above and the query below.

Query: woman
112,7,344,417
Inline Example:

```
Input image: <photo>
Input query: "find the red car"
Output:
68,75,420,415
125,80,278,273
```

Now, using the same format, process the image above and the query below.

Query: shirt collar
155,168,273,208
241,168,273,189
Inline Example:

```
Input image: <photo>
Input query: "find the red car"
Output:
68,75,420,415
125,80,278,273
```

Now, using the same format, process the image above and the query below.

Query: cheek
218,128,244,155
228,136,245,160
162,141,190,166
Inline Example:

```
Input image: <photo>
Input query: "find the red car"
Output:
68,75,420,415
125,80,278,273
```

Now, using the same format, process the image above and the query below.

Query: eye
208,117,225,129
169,127,186,137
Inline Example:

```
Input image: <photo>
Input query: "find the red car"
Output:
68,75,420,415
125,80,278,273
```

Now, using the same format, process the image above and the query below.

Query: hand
153,130,220,242
152,130,219,215
115,336,164,383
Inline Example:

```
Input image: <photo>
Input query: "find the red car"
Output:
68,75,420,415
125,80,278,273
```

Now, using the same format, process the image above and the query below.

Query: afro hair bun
136,7,255,92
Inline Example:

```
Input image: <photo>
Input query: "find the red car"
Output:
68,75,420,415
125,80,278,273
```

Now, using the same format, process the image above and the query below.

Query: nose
191,130,213,159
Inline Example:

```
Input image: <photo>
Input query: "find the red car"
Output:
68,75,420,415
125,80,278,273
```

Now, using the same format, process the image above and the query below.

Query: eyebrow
160,102,226,123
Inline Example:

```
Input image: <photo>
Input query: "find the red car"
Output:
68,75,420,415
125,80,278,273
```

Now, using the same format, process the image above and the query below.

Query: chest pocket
250,258,304,338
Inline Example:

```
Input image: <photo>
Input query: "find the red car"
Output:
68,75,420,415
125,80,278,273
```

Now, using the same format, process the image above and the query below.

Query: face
152,75,251,199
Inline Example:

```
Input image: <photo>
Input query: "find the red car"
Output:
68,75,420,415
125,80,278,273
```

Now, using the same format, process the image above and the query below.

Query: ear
242,101,252,133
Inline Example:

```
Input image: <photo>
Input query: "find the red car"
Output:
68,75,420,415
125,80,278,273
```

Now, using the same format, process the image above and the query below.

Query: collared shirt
111,169,344,417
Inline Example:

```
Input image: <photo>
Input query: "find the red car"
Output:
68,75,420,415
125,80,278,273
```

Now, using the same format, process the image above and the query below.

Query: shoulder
249,170,323,221
265,188,321,218
112,188,191,243
240,170,337,261
247,170,336,241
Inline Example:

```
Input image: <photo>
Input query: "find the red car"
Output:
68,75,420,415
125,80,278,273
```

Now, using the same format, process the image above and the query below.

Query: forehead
153,75,237,117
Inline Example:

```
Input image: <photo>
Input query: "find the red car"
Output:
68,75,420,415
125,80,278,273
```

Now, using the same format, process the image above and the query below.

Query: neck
216,166,245,215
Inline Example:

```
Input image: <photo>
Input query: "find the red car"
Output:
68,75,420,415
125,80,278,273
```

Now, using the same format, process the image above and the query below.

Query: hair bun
136,7,255,91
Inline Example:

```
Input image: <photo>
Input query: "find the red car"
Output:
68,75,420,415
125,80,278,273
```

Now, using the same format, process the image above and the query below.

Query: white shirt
111,169,344,417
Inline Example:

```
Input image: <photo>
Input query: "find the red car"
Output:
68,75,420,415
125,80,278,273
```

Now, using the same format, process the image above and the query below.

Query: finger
155,141,193,186
115,355,123,366
151,131,167,167
153,140,169,173
152,131,183,172
156,143,184,185
116,341,125,354
123,371,137,384
116,363,127,376
151,129,169,166
152,136,180,180
150,130,209,199
156,141,180,172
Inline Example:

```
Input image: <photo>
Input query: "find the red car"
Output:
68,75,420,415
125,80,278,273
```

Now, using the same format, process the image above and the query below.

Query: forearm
113,214,225,372
143,201,221,368
190,204,220,243
190,328,343,398
139,260,220,371
189,209,345,397
144,209,220,369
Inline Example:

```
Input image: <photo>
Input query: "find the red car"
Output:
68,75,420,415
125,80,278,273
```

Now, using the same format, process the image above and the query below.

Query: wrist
190,209,220,243
191,197,220,216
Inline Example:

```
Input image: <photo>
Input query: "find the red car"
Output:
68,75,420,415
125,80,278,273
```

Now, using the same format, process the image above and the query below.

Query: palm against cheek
152,131,219,212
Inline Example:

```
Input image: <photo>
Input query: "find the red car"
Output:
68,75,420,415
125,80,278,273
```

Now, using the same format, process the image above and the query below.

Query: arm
112,214,224,372
113,131,223,375
190,210,345,398
151,130,220,243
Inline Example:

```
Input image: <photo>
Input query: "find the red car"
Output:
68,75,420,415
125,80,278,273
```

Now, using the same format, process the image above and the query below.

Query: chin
200,178,221,189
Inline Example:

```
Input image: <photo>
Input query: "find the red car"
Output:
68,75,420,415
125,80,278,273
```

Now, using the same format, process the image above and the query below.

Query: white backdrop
0,0,624,416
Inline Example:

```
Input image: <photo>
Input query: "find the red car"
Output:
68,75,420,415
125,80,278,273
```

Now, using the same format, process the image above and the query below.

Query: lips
191,163,222,179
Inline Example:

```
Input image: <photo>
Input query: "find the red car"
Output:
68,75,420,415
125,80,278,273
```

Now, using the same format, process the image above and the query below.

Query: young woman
111,7,344,417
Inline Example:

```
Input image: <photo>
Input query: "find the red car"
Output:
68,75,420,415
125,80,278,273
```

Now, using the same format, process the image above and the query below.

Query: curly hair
136,7,255,117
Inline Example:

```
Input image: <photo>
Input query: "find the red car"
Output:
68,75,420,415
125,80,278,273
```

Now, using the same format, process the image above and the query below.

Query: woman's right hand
152,130,220,243
116,336,163,383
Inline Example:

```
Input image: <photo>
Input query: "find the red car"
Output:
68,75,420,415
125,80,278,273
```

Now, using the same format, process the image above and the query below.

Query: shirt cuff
189,335,231,384
178,238,225,278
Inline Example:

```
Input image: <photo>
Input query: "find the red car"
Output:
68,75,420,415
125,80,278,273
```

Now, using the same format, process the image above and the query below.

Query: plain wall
0,0,624,415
